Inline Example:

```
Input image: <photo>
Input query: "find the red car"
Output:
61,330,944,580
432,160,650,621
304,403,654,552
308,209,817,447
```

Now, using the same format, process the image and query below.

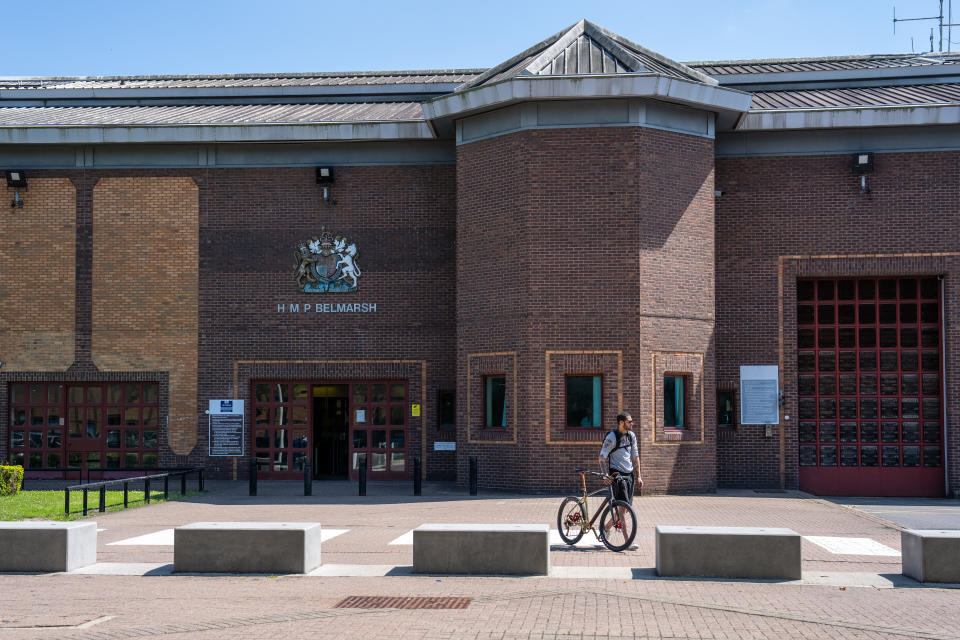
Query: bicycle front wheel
556,496,586,544
598,499,637,552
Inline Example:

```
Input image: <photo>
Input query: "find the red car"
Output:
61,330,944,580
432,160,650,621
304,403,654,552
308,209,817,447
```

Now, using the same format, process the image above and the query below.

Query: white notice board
740,366,779,425
208,399,245,456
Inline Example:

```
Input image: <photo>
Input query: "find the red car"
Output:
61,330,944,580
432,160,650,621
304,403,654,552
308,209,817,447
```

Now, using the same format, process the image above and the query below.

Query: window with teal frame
484,376,506,428
566,375,602,428
664,375,686,428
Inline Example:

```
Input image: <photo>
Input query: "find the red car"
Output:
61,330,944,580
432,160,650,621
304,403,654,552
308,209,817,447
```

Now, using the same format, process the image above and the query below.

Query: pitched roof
750,83,960,110
458,19,716,91
688,54,960,77
0,102,424,126
0,70,481,91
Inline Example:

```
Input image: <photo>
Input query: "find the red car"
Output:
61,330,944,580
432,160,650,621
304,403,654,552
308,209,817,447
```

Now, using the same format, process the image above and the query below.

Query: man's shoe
627,544,638,550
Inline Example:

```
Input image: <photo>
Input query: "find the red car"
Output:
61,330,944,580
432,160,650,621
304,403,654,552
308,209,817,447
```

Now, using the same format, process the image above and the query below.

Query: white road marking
550,529,605,548
71,562,172,575
388,528,602,548
388,530,413,545
308,564,407,577
108,527,349,546
108,529,174,546
804,536,900,556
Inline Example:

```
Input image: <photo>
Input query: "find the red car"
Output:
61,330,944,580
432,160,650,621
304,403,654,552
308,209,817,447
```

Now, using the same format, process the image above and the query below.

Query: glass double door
348,382,409,481
251,380,408,481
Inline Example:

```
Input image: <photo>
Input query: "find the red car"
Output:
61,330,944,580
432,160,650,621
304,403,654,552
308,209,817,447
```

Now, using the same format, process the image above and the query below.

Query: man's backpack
606,429,634,458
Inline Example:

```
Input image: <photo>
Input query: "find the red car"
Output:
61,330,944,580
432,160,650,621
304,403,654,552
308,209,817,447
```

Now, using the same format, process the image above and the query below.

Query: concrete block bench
656,525,801,579
0,521,97,572
173,522,322,574
413,524,550,575
902,529,960,583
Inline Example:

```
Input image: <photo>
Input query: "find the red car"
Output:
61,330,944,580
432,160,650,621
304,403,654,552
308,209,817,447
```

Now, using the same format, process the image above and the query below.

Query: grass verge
0,489,202,521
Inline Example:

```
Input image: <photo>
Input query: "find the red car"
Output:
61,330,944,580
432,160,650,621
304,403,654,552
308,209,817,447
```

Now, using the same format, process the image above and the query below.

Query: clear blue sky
6,0,960,77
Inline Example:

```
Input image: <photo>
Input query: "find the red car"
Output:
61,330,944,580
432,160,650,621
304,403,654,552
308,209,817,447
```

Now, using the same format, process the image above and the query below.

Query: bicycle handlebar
574,468,612,480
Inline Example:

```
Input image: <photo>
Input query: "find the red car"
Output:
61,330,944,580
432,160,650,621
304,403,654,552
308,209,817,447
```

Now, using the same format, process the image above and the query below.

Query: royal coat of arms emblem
293,228,362,293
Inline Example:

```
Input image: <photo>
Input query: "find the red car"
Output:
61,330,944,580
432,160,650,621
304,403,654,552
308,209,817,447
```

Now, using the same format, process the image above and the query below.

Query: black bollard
145,478,151,504
359,456,367,496
82,488,88,516
413,457,421,496
198,468,204,492
123,481,129,508
99,485,106,513
304,458,312,497
249,457,258,496
469,456,478,496
64,489,70,516
163,475,169,500
180,472,187,496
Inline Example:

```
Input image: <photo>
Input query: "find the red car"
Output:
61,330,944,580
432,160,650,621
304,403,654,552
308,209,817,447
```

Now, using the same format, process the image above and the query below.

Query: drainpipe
941,276,951,497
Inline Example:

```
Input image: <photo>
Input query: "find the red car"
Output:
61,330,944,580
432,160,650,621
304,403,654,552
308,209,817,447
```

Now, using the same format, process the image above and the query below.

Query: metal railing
65,467,205,516
247,457,424,496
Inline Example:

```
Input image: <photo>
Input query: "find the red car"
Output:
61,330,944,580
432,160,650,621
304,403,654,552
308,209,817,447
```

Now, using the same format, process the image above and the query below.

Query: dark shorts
610,470,634,505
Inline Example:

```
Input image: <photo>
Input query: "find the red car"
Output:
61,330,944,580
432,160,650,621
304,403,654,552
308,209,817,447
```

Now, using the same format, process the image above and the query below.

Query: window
664,375,686,428
484,376,506,428
566,375,601,428
718,390,734,428
439,390,456,429
7,382,159,470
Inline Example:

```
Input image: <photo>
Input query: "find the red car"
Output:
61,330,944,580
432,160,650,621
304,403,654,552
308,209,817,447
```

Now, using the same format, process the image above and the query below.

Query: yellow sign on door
411,404,421,417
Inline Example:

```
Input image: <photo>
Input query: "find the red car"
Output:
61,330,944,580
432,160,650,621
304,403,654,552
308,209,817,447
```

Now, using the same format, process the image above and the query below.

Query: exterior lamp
6,170,26,208
316,166,336,204
852,153,873,194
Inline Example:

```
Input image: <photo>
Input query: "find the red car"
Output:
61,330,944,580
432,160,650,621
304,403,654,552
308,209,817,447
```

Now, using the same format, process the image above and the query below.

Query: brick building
1,20,957,496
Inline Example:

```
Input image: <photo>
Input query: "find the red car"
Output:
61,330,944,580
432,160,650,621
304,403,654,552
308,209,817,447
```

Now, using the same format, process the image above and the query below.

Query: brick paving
1,481,959,639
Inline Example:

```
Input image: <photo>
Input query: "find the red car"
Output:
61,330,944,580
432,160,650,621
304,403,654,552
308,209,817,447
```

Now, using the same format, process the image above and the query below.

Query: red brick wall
0,166,458,480
457,125,717,493
198,165,458,480
715,152,960,493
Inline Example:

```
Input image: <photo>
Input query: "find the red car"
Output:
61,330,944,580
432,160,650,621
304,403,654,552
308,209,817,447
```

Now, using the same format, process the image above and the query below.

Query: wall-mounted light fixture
852,153,873,194
316,166,336,204
6,170,26,208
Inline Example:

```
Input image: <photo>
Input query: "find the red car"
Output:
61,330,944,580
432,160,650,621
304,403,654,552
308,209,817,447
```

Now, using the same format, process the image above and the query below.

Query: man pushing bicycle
599,412,643,506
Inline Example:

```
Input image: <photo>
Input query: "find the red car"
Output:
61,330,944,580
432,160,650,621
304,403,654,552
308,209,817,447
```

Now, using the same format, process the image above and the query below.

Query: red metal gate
796,277,944,496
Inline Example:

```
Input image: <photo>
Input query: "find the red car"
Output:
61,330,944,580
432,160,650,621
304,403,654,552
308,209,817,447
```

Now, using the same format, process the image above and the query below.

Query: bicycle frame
573,471,618,540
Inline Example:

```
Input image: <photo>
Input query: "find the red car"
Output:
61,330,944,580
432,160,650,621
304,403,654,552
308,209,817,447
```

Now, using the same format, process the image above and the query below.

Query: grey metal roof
688,54,960,77
0,70,481,91
459,19,716,91
751,83,960,109
0,102,424,126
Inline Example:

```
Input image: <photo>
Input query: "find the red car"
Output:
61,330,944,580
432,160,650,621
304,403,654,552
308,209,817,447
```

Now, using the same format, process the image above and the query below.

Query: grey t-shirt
599,430,639,473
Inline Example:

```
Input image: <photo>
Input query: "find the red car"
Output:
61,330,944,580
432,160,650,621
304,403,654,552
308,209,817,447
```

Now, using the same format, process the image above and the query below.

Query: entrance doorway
251,380,410,480
312,385,348,478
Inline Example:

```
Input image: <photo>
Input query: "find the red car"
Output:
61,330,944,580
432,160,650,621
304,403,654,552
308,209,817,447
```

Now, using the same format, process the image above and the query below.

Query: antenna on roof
892,0,960,52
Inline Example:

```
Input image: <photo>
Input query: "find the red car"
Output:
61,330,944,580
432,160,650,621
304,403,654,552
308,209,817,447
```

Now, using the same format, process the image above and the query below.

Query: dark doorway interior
312,385,349,478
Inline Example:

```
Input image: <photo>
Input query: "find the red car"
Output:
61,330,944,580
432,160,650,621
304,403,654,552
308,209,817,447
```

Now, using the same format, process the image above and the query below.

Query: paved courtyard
2,480,960,639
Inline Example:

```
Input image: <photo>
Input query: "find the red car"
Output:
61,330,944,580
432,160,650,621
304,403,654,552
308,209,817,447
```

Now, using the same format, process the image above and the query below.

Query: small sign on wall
740,366,779,425
411,404,421,417
434,441,456,451
208,399,245,456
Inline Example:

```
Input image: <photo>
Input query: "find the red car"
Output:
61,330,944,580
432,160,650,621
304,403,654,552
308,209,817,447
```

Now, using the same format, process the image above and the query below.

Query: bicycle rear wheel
598,499,637,552
556,496,586,544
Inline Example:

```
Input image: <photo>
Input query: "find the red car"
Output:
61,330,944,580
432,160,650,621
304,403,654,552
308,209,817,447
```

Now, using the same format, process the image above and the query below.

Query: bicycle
556,468,638,552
